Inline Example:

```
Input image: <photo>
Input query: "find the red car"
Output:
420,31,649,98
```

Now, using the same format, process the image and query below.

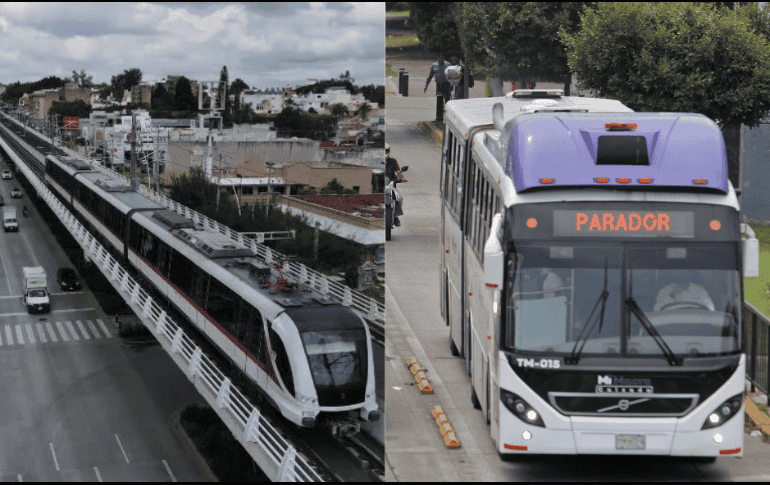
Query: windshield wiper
625,297,682,366
566,258,609,365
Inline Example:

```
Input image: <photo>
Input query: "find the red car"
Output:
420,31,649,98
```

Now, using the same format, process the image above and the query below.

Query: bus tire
449,337,459,356
471,386,481,409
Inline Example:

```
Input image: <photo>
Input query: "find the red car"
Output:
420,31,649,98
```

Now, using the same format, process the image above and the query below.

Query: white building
241,88,285,114
294,86,374,114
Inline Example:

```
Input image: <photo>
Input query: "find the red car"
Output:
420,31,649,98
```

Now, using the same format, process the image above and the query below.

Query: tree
173,76,197,112
455,2,593,92
561,2,770,189
408,2,463,61
230,78,250,112
71,69,93,88
110,68,143,102
151,83,174,113
48,99,92,120
329,103,349,118
219,65,233,127
355,103,372,120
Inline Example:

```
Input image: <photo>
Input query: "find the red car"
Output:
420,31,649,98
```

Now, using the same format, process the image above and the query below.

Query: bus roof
506,112,728,193
445,92,632,138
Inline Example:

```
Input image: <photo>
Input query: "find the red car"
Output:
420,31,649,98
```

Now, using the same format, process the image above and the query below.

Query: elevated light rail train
439,89,759,459
45,154,378,436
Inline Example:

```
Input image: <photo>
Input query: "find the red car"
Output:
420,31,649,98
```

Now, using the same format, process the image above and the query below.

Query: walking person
453,58,474,100
424,53,453,120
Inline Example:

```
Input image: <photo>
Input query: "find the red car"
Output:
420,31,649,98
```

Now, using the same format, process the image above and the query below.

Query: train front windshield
301,329,368,388
505,242,741,357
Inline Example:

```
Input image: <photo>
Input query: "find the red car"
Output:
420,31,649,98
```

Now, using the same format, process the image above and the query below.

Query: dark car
0,195,4,206
56,268,81,291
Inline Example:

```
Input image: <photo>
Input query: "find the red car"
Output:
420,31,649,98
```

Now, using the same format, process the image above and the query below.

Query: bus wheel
449,337,459,357
471,386,481,410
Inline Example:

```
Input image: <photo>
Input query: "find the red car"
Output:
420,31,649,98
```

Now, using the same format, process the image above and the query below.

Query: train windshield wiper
566,259,609,365
624,297,682,366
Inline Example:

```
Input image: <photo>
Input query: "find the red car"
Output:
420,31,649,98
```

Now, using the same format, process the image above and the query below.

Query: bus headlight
500,389,545,428
701,392,743,430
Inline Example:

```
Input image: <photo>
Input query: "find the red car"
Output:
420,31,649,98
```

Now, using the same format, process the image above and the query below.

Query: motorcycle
22,206,28,218
385,166,408,241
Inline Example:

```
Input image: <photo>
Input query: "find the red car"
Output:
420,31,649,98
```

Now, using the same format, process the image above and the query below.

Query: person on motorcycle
385,144,406,227
22,205,28,217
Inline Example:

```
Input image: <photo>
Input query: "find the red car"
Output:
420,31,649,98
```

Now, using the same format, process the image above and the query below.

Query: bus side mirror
741,223,759,279
484,213,504,288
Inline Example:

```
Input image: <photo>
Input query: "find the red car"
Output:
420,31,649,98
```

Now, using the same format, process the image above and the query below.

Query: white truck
23,266,50,314
3,206,17,232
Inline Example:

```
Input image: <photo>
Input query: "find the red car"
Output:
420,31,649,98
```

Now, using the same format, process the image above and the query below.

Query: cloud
0,2,384,88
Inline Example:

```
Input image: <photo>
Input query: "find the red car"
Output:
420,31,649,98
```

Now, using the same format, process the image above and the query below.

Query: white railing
0,126,324,482
98,165,386,331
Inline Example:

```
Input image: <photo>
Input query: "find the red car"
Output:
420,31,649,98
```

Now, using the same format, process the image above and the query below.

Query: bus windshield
505,242,740,358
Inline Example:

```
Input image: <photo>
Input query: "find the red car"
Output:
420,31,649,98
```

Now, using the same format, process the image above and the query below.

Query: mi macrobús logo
596,375,653,394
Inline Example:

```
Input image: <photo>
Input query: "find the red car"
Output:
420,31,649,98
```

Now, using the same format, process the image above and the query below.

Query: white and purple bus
439,89,759,460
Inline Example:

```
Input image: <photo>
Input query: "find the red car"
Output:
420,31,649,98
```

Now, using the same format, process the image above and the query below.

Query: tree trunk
721,122,741,194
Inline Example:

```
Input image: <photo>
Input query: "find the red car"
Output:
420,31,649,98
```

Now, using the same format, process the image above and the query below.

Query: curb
417,121,443,146
171,405,220,482
745,397,770,437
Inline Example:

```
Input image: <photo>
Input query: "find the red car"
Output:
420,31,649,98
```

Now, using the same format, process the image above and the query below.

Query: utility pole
130,113,139,191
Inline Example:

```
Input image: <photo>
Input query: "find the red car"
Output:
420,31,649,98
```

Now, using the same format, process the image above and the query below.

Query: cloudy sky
0,2,384,89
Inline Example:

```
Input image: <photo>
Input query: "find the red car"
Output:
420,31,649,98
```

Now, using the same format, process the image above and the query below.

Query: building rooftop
293,194,383,218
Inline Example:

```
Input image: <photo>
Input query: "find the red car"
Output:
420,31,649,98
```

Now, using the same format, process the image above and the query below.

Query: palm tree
355,103,372,121
329,103,349,119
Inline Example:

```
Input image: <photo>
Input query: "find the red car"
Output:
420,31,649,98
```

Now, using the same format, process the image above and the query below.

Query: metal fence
0,123,323,482
744,300,770,401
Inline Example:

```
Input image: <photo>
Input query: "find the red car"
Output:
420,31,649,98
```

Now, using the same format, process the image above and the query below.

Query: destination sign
553,210,694,238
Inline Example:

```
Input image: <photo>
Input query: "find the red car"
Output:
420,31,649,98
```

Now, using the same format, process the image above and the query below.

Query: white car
1,170,11,180
10,186,21,198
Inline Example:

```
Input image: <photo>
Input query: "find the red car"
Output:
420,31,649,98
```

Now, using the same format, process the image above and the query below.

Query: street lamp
265,161,275,218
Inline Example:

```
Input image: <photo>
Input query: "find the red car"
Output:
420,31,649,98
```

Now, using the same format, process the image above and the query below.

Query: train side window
206,278,239,338
168,248,194,293
191,271,209,309
158,242,172,278
269,328,295,397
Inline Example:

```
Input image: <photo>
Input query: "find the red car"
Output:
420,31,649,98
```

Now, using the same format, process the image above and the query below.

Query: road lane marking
75,320,90,340
87,320,101,339
0,245,11,295
45,321,57,342
97,318,111,338
36,323,46,343
15,324,23,344
93,466,103,482
162,460,177,482
49,442,59,471
65,321,79,340
5,325,12,345
56,321,69,341
25,324,35,344
115,433,130,464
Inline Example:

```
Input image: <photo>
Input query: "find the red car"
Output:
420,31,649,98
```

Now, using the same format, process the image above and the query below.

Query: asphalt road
382,77,770,482
0,168,208,481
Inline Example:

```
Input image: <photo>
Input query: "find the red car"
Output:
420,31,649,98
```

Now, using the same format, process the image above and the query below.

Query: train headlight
500,389,545,428
701,392,744,430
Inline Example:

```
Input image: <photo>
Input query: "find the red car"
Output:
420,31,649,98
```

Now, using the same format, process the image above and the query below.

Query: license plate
615,434,645,450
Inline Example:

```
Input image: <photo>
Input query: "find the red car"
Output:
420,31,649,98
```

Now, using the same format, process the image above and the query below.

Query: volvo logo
597,397,650,413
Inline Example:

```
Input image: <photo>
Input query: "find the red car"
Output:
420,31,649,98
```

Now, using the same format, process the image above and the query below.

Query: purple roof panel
506,113,728,193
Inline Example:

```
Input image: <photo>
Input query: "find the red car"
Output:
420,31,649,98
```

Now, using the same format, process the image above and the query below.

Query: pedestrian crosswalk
0,319,111,347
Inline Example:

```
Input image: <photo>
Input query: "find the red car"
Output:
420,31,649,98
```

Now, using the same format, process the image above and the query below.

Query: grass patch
386,34,420,47
387,10,409,16
386,64,398,78
743,223,770,315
